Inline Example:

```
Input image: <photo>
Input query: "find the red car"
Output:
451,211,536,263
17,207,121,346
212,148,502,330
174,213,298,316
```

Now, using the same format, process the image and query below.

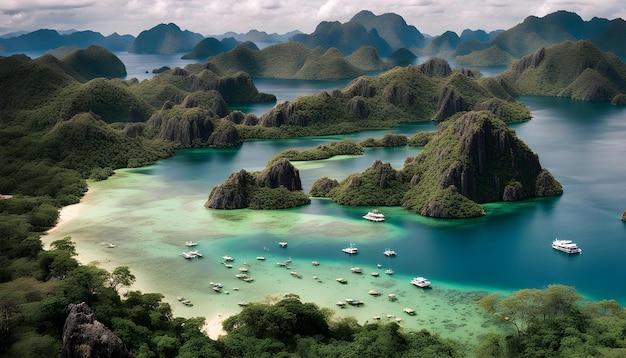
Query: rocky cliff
402,111,563,218
205,158,309,209
62,302,133,358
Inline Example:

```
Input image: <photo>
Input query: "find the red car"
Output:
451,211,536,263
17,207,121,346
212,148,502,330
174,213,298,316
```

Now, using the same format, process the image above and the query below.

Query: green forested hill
205,42,386,79
497,40,626,101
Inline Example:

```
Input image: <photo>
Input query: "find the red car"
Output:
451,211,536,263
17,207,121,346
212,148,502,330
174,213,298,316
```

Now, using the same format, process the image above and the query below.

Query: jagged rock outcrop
401,111,562,218
207,122,242,147
309,177,339,197
152,110,215,147
511,47,546,72
419,57,452,77
206,159,309,209
347,97,370,119
259,101,309,127
62,302,133,358
255,158,302,191
347,77,376,97
382,84,415,106
535,169,564,196
205,169,251,209
225,110,259,125
435,86,469,121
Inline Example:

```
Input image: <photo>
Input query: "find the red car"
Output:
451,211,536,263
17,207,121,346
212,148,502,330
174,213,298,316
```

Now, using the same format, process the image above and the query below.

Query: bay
40,54,626,349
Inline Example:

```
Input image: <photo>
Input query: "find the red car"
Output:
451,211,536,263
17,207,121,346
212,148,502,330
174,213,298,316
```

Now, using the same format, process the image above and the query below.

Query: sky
1,0,625,37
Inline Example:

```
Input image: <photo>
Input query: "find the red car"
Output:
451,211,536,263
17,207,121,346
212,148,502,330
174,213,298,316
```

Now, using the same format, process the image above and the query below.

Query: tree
61,265,109,305
49,236,77,256
107,266,136,294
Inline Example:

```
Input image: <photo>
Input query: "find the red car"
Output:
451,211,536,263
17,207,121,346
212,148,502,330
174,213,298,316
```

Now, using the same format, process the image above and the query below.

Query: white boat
363,209,385,222
385,269,394,275
411,277,431,288
185,241,198,247
350,267,363,273
552,238,582,254
222,255,234,262
383,249,396,257
278,241,288,247
342,243,358,255
181,251,196,259
189,250,203,258
256,256,265,260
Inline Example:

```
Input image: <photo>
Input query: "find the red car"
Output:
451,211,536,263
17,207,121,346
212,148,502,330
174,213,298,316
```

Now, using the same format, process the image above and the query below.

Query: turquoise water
39,56,626,349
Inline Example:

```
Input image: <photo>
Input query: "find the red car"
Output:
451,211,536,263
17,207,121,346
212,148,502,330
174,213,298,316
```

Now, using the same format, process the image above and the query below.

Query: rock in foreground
62,302,133,358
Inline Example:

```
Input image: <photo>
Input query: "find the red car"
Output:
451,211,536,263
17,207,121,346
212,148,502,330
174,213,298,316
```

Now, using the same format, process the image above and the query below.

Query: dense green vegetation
267,139,364,165
476,285,626,357
498,40,626,102
205,42,374,80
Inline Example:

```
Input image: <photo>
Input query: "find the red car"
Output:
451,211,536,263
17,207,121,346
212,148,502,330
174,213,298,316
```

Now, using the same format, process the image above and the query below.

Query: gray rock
62,302,133,358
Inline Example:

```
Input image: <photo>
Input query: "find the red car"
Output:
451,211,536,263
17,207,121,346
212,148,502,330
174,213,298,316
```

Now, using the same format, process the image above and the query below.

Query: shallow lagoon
41,60,626,351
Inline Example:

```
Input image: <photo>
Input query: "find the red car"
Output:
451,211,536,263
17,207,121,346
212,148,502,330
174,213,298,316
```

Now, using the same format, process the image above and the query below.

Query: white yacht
363,209,385,222
342,243,358,255
552,239,582,254
185,241,198,247
384,249,397,257
411,277,431,288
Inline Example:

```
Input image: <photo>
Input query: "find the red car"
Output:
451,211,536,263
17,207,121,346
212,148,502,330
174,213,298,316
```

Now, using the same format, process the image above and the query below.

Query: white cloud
0,0,625,37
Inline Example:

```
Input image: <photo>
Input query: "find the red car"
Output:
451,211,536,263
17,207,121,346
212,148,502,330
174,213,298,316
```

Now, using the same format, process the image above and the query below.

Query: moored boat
552,238,582,254
278,241,288,247
185,241,197,247
383,249,396,257
342,243,358,255
363,209,385,222
411,277,431,288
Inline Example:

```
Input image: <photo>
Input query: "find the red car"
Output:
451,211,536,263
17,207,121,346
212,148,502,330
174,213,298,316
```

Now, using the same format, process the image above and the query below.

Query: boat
368,290,381,296
256,256,265,260
411,277,431,288
311,261,320,266
350,267,363,273
278,241,288,248
336,278,348,284
552,238,582,254
189,250,203,258
371,272,379,277
342,243,358,255
385,269,394,275
336,301,346,307
403,308,416,315
388,294,397,301
238,267,248,272
185,241,197,247
383,249,397,257
238,302,248,307
224,264,233,268
377,263,382,268
222,255,234,262
363,209,385,222
181,252,195,259
105,243,116,248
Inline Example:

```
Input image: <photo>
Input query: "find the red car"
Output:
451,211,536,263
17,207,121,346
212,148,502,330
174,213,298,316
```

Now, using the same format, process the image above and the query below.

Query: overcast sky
1,0,625,37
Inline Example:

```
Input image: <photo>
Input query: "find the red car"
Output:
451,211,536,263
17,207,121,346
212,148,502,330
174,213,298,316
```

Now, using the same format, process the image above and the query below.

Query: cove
43,91,626,349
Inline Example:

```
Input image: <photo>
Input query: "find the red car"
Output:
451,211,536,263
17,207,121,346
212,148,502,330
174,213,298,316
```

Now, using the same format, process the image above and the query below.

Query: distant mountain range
1,10,625,65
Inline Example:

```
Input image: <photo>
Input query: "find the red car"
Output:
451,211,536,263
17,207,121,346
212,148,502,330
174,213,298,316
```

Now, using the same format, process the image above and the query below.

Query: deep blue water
14,51,625,304
133,92,626,304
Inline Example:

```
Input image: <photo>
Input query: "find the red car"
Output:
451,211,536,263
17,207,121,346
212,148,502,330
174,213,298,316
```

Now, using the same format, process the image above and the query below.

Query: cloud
0,0,625,37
